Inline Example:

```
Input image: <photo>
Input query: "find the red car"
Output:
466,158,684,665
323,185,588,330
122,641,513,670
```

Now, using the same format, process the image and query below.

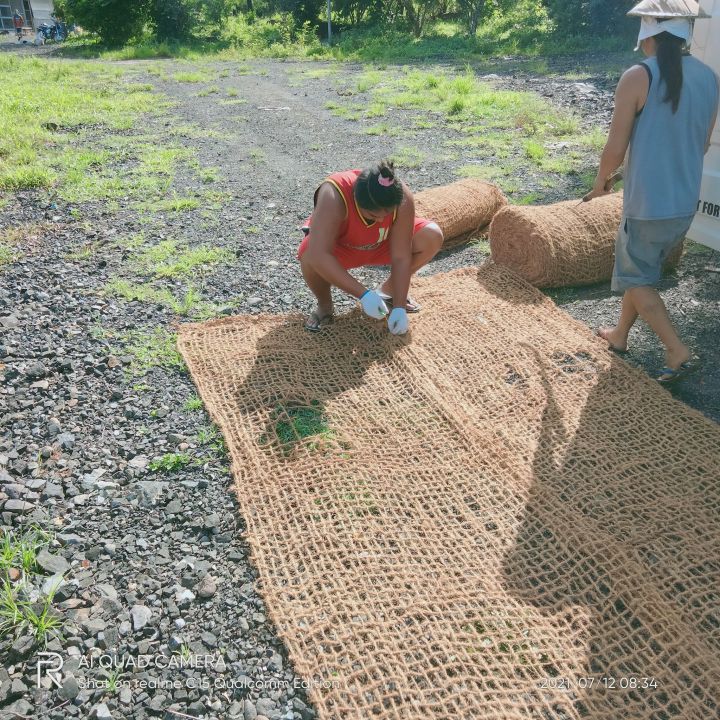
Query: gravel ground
1,47,718,720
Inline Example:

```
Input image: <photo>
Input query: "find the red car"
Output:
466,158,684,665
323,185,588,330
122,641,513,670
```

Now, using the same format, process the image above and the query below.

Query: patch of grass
173,71,207,83
119,328,185,375
0,527,63,646
0,167,55,191
262,400,341,455
469,237,491,254
514,192,543,205
0,526,52,577
363,123,400,137
198,167,219,183
0,55,158,196
390,146,426,169
578,127,607,151
226,88,239,97
183,395,204,412
0,244,14,267
153,195,200,213
524,140,546,162
369,67,581,141
149,453,191,472
197,85,221,97
134,240,233,278
357,70,383,93
104,277,220,316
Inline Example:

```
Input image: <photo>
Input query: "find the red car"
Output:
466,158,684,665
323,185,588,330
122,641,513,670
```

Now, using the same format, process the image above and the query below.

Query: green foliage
183,395,204,411
118,328,185,375
0,56,157,200
149,453,191,472
63,0,149,46
543,0,636,38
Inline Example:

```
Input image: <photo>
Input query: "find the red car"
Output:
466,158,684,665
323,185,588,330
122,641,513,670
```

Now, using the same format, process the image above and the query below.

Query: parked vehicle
37,20,66,43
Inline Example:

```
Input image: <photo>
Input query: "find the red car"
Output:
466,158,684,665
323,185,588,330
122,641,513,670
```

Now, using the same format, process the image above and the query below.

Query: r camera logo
37,652,63,689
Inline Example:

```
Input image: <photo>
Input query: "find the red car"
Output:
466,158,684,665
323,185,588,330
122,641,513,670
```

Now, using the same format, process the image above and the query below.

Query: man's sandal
304,311,334,333
656,357,701,384
376,290,421,313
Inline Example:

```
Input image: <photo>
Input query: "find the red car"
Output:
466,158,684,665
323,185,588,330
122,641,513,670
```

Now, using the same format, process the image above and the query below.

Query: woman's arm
706,73,719,154
388,183,415,310
303,183,367,299
585,65,649,200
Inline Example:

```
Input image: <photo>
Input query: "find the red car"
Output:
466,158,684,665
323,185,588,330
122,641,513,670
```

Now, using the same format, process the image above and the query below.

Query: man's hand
359,289,389,320
387,307,408,335
582,170,622,202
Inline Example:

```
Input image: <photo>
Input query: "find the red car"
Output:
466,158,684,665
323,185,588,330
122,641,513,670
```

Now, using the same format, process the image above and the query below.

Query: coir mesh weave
178,265,720,720
414,178,507,250
489,193,684,287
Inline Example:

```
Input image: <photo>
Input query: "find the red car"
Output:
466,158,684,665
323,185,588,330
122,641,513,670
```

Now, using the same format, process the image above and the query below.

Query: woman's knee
415,222,443,254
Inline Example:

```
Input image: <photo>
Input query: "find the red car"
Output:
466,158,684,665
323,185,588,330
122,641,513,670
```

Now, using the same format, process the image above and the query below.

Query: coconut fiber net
178,265,720,720
414,178,507,250
489,193,684,287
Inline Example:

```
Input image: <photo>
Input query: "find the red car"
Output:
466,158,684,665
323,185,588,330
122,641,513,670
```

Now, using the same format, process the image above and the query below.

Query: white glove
387,307,409,335
359,289,389,320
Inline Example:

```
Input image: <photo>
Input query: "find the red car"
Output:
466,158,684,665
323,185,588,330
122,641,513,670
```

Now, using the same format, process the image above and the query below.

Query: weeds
390,146,426,169
173,71,207,83
0,56,157,195
149,453,191,472
118,328,185,375
0,527,63,646
183,395,204,412
135,240,232,278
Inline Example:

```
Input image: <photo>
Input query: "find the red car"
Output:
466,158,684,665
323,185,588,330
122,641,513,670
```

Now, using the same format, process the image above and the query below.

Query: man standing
13,9,24,41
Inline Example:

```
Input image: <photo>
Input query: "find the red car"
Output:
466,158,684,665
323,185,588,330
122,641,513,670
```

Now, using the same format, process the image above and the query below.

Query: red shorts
297,217,433,270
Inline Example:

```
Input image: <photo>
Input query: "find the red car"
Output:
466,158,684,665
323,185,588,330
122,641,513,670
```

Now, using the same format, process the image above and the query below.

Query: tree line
54,0,635,46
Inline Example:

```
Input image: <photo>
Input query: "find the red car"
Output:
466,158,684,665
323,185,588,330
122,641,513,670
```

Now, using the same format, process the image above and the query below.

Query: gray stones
130,604,153,631
135,480,168,507
196,575,217,599
80,616,107,635
24,361,47,380
256,698,280,719
56,432,76,450
90,702,113,719
59,675,80,701
4,498,34,513
174,586,195,608
36,547,70,575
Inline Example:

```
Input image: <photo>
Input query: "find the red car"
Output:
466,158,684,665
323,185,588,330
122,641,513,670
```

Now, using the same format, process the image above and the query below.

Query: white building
0,0,54,31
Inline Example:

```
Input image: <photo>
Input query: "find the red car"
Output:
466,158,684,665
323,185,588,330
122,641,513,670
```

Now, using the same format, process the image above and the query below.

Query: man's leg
380,223,443,300
597,292,639,351
300,253,334,330
627,285,690,371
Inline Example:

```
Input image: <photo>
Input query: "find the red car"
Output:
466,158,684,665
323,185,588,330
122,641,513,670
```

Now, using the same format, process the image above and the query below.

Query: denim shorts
611,214,694,292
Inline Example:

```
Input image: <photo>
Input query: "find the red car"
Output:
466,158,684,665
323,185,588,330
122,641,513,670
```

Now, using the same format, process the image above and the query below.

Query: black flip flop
656,356,701,384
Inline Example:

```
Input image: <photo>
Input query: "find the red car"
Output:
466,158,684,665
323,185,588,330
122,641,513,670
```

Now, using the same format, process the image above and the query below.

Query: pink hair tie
378,175,394,187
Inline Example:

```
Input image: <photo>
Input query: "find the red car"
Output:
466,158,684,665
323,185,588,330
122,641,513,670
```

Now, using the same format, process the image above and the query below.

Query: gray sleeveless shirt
623,54,718,220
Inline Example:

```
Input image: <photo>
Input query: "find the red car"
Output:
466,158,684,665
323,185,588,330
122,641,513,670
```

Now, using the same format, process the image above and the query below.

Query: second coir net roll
414,178,507,250
488,193,684,287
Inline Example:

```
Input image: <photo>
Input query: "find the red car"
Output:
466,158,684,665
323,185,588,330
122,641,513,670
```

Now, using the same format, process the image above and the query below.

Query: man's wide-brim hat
627,0,710,18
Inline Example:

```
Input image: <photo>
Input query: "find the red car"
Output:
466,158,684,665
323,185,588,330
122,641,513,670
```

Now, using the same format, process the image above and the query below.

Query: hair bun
378,159,396,181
